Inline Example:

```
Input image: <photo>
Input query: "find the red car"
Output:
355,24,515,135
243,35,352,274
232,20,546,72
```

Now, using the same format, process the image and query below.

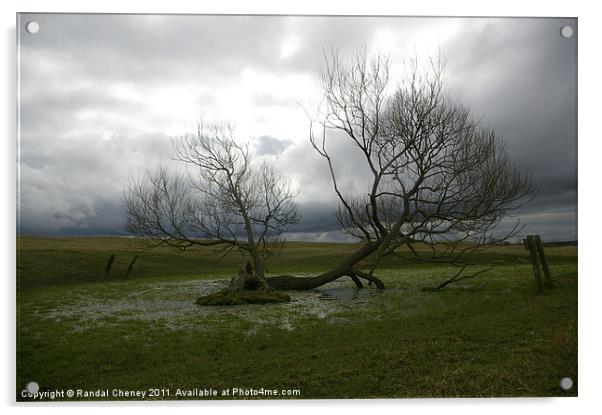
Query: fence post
125,255,138,277
525,235,544,293
105,254,116,277
534,235,553,289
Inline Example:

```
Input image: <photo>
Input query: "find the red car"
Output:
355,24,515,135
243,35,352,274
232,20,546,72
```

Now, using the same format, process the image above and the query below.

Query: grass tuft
195,288,291,306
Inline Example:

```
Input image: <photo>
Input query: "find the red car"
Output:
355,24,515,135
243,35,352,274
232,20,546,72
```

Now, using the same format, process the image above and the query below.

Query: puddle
32,278,401,334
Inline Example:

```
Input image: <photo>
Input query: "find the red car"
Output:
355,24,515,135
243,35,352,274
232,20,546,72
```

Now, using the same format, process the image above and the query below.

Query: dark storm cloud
442,18,577,218
17,14,577,241
290,201,339,234
18,131,173,235
19,196,125,236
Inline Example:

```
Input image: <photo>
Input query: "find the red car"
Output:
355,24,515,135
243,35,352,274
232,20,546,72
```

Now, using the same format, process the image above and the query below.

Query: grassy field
16,236,577,400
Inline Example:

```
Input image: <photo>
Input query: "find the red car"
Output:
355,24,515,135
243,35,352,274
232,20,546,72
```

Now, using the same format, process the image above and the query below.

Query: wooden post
525,235,543,293
125,255,138,277
105,254,116,277
534,235,553,289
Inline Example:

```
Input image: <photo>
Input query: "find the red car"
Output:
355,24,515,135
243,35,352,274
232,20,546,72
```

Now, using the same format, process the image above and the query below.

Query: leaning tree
265,49,533,291
123,123,299,291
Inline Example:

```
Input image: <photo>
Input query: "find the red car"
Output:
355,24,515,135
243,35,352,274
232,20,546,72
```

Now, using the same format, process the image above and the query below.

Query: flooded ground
27,277,406,334
23,265,507,335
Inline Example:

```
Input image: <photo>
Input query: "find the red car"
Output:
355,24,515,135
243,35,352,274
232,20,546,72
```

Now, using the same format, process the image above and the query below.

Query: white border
3,1,601,414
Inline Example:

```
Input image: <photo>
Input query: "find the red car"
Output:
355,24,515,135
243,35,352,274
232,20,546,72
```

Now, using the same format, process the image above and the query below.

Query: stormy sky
17,14,577,242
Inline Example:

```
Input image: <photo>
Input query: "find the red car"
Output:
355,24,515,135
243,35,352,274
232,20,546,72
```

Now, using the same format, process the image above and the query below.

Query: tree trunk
265,242,385,290
198,258,291,306
230,259,269,291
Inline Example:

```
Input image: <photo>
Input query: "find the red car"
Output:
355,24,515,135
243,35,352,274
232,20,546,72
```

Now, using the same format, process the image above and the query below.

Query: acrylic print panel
17,14,577,401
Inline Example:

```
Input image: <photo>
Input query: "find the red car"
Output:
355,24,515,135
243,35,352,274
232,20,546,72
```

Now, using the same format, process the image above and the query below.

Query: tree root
347,273,364,288
350,269,385,289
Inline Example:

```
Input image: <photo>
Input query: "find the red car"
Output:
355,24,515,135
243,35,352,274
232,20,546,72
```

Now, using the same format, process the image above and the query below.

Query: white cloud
280,34,302,60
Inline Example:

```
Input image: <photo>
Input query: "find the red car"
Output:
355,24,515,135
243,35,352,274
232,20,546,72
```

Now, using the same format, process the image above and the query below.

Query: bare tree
123,123,299,289
265,48,533,291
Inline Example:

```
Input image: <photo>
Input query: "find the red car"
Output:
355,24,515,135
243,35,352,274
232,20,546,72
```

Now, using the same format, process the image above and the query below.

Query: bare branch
123,122,299,278
309,48,534,287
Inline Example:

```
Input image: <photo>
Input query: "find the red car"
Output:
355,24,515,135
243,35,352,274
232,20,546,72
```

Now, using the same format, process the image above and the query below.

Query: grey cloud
284,230,358,243
253,93,298,108
496,208,577,243
17,15,577,241
19,86,143,135
441,18,577,216
18,131,174,235
290,201,339,234
275,130,381,204
20,196,125,236
19,14,293,84
254,135,292,156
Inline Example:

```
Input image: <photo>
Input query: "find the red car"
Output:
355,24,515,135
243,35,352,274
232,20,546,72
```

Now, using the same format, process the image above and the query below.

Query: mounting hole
560,377,573,390
560,25,573,39
25,21,40,34
26,381,39,394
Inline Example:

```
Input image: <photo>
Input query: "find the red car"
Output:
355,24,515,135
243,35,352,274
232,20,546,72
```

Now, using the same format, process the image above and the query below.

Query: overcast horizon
17,14,577,242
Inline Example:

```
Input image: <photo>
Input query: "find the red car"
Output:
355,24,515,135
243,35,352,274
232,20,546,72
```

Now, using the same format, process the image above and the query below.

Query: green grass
16,236,577,400
17,236,369,289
